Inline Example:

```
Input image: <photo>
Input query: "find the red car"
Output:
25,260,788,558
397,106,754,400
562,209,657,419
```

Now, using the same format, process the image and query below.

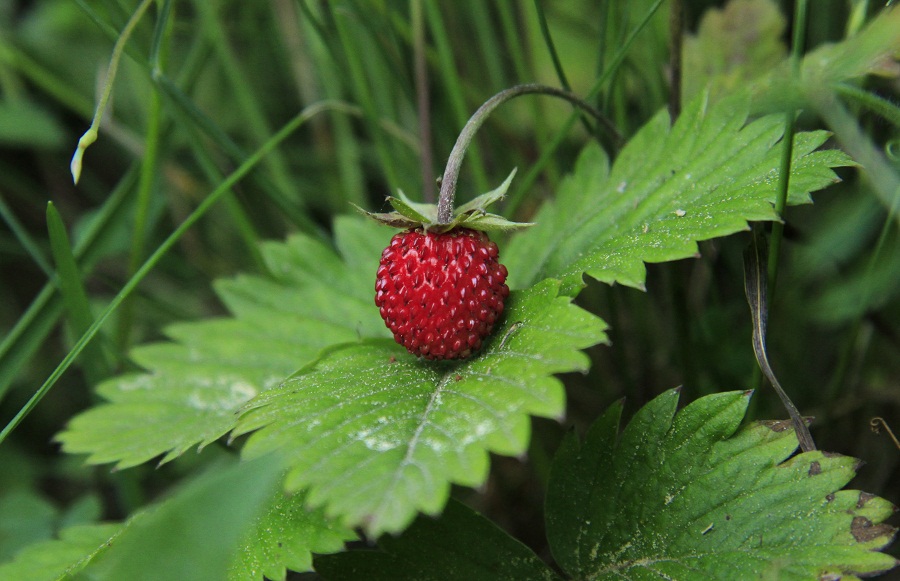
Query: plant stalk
435,84,617,224
767,0,808,294
668,0,683,122
412,0,435,203
70,0,154,184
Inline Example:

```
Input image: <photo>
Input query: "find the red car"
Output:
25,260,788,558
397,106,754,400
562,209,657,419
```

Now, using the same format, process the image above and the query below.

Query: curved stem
436,84,618,224
70,0,154,184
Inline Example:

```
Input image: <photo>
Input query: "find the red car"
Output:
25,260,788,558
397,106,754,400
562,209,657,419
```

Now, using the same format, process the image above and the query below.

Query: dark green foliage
0,1,897,579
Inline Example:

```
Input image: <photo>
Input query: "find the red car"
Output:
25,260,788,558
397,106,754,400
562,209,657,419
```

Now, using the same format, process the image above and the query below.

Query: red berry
375,228,509,360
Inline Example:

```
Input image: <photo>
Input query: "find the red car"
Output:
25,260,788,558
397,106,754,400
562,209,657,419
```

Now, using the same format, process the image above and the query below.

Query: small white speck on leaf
617,181,627,193
675,209,686,217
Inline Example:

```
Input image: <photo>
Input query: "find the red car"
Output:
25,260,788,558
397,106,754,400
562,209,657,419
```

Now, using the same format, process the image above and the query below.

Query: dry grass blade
744,224,816,452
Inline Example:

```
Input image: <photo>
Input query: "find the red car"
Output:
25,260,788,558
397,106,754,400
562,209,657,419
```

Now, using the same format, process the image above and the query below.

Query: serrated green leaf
235,279,608,536
545,399,624,577
504,93,855,295
313,499,561,581
546,389,899,580
0,523,125,581
56,216,391,469
229,489,356,580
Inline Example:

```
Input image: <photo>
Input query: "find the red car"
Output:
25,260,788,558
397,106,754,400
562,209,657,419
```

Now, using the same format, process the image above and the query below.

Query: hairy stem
435,84,618,224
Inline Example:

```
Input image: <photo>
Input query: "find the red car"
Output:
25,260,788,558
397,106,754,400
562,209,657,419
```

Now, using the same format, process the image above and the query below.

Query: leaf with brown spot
545,389,899,579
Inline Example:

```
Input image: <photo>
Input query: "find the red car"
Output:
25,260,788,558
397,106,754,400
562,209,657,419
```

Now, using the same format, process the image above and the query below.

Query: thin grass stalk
70,0,154,184
497,3,559,185
0,167,139,398
117,0,169,350
422,1,489,193
412,0,435,203
328,5,407,192
46,203,112,384
193,0,300,209
0,193,53,277
505,0,664,216
533,0,596,137
668,0,683,121
767,0,808,294
0,101,367,444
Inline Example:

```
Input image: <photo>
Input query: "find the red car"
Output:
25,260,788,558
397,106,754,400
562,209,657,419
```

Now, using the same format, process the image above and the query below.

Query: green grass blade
766,0,808,294
155,73,318,232
329,6,406,193
533,0,595,136
422,1,489,194
0,101,359,446
0,44,91,118
0,192,53,278
192,0,299,208
0,168,137,399
71,0,318,233
497,3,559,185
0,287,63,402
118,0,170,351
46,203,111,384
505,0,666,216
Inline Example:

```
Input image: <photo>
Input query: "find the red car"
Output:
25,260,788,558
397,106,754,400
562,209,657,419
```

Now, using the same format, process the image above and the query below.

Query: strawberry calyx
356,169,533,234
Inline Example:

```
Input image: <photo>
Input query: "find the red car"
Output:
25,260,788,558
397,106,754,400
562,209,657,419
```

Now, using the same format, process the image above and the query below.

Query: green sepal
447,212,535,232
350,204,420,230
454,168,517,215
357,168,532,233
392,190,438,223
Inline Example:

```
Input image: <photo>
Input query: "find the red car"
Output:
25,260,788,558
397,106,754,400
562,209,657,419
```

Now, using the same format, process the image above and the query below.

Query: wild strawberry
375,228,509,360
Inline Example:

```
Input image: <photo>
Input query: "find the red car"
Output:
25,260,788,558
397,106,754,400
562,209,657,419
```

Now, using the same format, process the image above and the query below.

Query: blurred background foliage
0,0,897,570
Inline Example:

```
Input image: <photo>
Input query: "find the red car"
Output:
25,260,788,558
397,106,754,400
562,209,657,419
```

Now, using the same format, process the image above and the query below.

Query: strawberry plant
1,1,898,580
